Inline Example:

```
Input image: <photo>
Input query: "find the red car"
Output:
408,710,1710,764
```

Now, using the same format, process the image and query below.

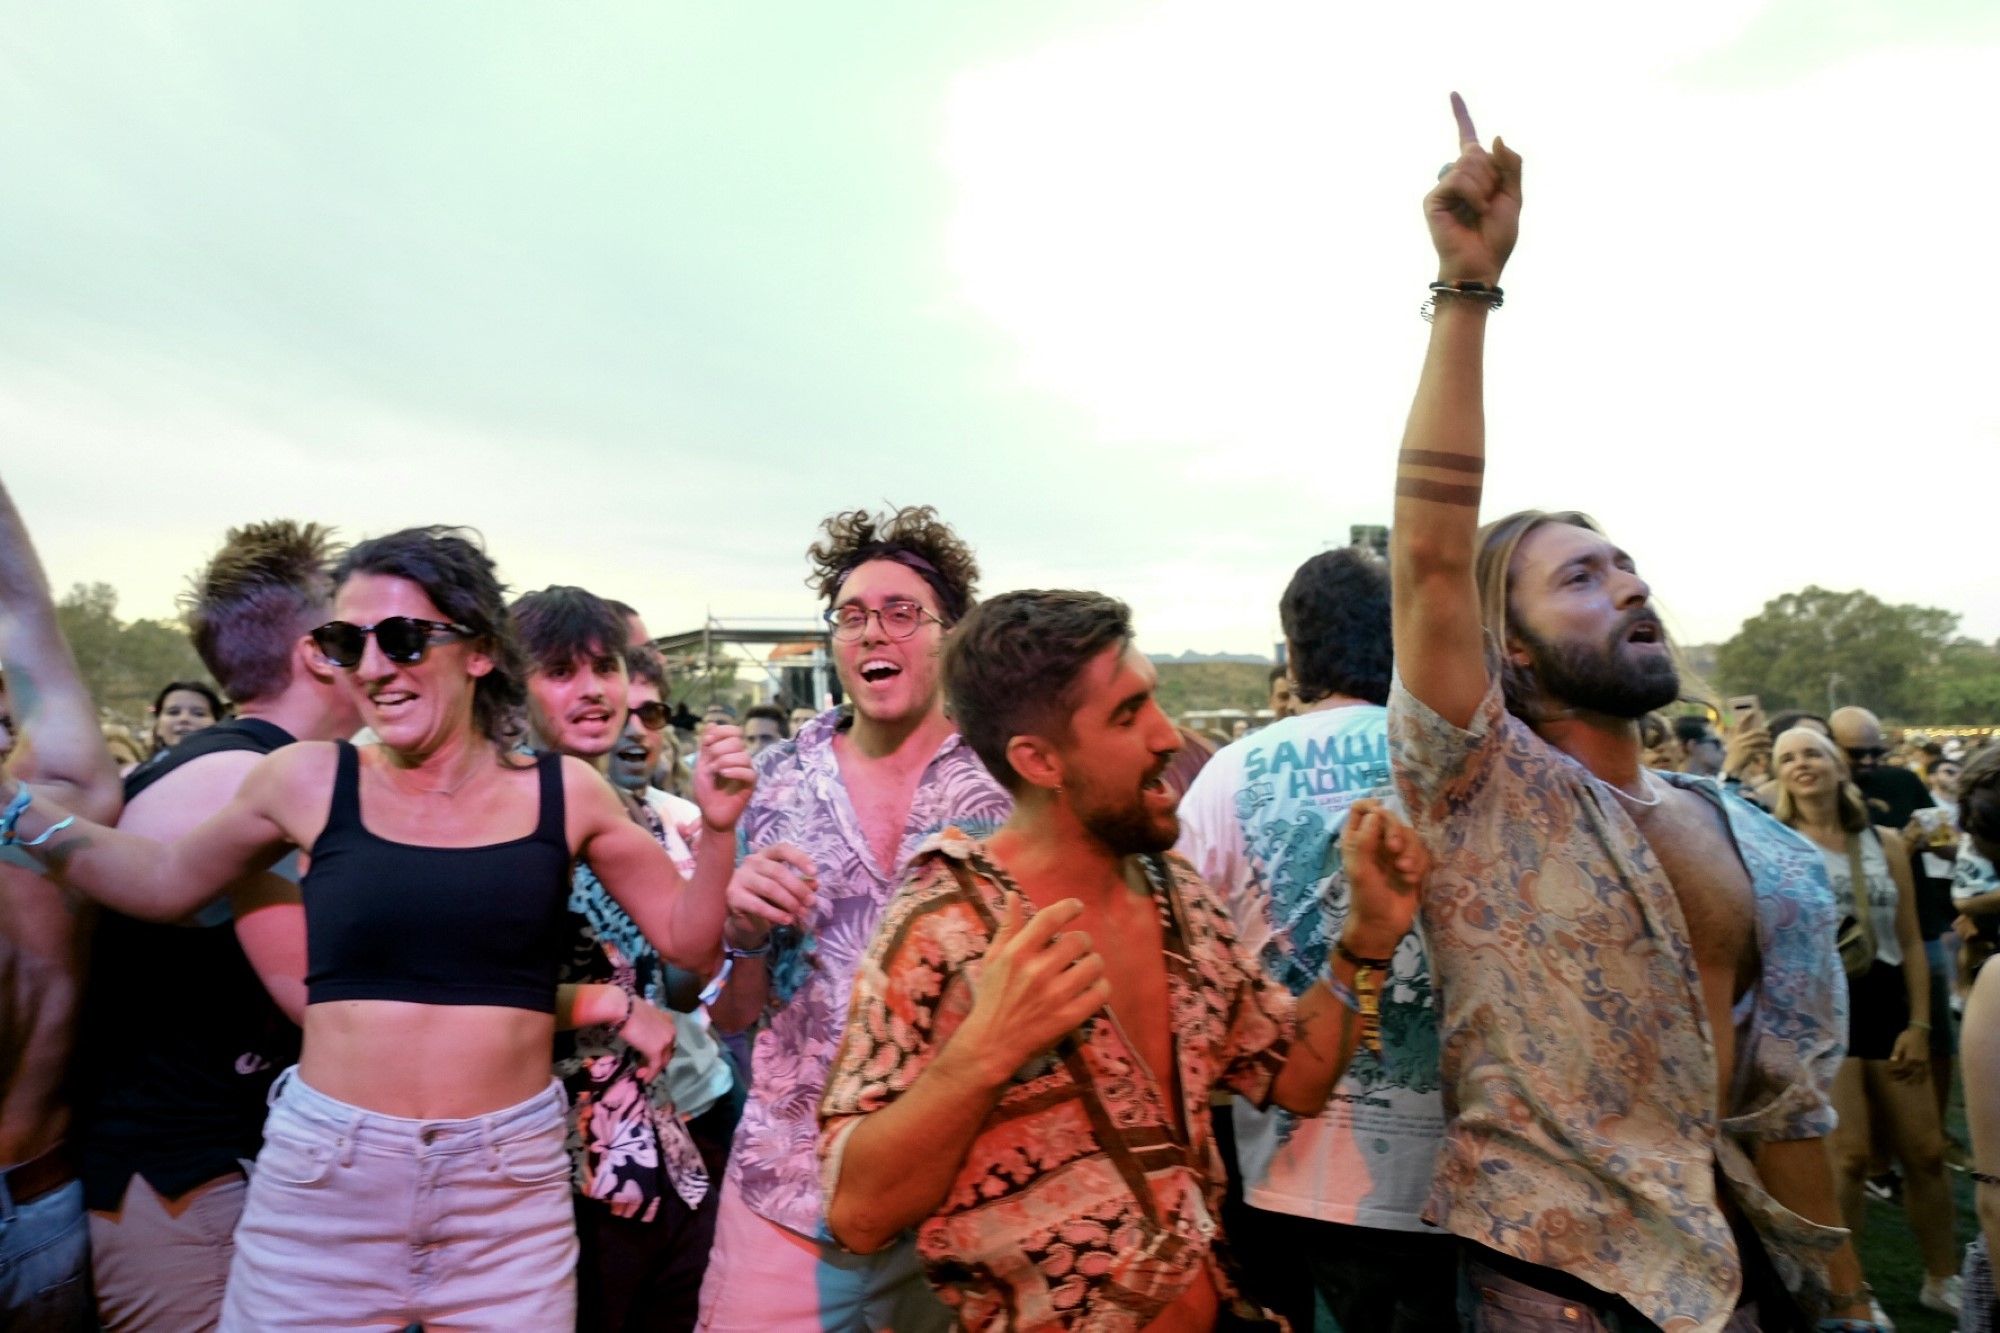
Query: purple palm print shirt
1390,674,1848,1333
731,707,1011,1238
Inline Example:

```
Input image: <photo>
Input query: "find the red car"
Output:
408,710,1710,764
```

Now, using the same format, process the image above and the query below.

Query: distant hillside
1153,660,1272,718
1150,650,1274,666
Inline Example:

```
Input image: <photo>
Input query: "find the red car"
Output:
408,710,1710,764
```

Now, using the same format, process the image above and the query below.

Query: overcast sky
3,1,1995,658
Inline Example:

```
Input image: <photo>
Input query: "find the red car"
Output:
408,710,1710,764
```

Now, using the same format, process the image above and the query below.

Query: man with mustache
513,586,745,1333
818,590,1427,1331
1386,96,1871,1330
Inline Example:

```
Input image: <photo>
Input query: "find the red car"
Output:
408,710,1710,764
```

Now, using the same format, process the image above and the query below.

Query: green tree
52,582,209,729
1912,639,2000,723
1714,587,1957,719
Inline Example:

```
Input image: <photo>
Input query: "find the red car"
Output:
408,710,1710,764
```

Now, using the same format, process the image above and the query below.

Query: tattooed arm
1390,94,1522,730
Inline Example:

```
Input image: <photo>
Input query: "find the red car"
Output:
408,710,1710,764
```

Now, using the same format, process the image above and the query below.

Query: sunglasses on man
626,701,670,731
310,617,473,669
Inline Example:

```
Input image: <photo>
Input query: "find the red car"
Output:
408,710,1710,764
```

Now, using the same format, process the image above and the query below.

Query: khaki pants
89,1172,245,1332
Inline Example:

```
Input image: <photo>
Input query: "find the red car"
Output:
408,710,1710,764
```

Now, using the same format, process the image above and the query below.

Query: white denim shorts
219,1067,576,1332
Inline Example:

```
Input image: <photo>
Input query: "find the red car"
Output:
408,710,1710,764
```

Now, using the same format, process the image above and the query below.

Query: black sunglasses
1844,746,1889,762
311,617,473,669
627,701,670,731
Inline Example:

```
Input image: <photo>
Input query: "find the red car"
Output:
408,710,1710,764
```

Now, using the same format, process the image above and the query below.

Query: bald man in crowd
1832,705,1958,1133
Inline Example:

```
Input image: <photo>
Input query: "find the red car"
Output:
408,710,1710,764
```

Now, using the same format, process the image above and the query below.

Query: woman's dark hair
149,680,227,747
331,527,526,747
1279,548,1392,706
806,505,980,625
943,590,1132,793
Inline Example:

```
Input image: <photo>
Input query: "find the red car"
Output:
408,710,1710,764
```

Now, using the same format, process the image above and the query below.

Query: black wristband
1335,938,1395,970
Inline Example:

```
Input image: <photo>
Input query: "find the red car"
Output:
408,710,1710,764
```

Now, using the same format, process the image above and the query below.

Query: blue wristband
0,786,31,845
1321,972,1360,1013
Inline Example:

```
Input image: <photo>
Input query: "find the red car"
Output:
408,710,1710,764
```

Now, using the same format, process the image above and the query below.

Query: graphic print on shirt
1231,719,1438,1097
1177,705,1445,1233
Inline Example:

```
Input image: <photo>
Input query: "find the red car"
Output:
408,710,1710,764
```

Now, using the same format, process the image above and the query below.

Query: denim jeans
219,1068,577,1332
0,1175,93,1330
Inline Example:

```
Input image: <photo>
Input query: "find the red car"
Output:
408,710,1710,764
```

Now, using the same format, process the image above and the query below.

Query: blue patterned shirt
1176,704,1444,1232
1390,674,1848,1332
729,707,1011,1237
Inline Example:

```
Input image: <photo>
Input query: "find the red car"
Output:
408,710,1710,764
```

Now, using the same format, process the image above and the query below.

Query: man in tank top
71,518,360,1332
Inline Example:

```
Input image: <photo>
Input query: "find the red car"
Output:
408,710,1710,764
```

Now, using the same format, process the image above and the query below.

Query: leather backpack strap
1847,832,1877,963
940,853,1167,1229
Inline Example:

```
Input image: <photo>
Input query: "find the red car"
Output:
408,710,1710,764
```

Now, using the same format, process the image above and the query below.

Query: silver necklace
1596,768,1664,811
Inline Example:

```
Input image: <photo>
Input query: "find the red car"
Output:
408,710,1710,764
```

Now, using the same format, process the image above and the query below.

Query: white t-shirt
1819,831,1903,968
1175,704,1444,1232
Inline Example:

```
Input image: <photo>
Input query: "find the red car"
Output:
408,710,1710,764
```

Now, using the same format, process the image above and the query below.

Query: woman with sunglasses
0,526,756,1331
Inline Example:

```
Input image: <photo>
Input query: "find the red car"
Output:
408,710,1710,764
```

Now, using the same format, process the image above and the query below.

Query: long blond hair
1475,509,1713,722
1770,727,1871,833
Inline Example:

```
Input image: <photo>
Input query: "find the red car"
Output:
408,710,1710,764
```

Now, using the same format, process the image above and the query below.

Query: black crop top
303,742,573,1012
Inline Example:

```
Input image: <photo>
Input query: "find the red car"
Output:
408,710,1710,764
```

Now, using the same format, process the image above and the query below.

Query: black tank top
303,742,572,1012
76,717,302,1208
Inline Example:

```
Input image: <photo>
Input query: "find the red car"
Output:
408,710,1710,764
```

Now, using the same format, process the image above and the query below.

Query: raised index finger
1450,91,1479,150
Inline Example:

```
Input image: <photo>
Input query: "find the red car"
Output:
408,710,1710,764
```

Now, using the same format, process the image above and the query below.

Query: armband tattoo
1397,448,1484,474
1395,477,1482,507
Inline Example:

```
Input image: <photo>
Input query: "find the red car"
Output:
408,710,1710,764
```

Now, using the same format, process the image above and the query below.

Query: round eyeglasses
823,601,941,643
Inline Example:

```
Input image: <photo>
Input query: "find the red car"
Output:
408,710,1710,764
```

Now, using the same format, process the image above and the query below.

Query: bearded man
1383,95,1874,1331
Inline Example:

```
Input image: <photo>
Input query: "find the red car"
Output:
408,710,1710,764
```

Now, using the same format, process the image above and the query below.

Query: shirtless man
818,589,1423,1331
697,506,1012,1332
1386,96,1873,1330
0,476,123,1329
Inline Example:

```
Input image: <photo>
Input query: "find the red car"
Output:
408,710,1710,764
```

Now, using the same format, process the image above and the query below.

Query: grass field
1854,1083,1978,1333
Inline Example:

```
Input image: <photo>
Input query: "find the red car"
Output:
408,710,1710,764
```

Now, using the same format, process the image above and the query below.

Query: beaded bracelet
1420,280,1506,323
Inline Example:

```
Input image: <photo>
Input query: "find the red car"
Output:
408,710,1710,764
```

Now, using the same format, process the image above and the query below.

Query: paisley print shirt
556,794,715,1219
1389,674,1848,1333
730,708,1011,1237
818,831,1295,1332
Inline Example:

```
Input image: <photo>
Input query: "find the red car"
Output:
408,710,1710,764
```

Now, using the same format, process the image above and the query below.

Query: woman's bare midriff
299,999,556,1118
1142,1265,1219,1332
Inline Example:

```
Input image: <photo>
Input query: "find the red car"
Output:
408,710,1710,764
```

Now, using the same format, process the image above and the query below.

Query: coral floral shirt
819,830,1295,1331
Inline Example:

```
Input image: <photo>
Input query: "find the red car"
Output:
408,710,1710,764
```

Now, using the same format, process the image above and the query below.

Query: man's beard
1071,776,1178,856
1516,615,1680,720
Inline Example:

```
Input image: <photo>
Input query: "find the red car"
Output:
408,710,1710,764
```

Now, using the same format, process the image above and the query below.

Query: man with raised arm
0,476,124,1329
1386,97,1874,1331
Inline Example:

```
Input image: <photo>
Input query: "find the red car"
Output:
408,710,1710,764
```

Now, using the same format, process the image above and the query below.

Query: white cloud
941,0,2000,645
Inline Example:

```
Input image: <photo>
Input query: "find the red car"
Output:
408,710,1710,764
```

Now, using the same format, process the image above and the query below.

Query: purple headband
835,546,960,618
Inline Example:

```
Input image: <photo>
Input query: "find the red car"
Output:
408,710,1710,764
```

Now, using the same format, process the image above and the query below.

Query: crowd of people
2,95,1998,1333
